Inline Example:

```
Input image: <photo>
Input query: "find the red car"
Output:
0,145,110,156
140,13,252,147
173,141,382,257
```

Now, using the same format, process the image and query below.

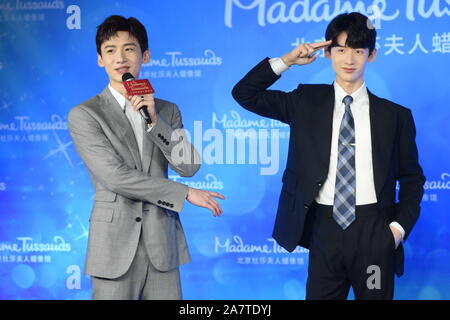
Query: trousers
91,231,182,300
306,201,396,300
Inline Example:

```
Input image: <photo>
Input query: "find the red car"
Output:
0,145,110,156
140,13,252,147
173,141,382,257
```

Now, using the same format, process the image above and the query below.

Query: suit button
157,200,162,204
165,141,169,146
135,217,142,222
170,204,174,208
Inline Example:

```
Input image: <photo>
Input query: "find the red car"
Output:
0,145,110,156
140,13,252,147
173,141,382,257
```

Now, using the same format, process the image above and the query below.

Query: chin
340,74,361,83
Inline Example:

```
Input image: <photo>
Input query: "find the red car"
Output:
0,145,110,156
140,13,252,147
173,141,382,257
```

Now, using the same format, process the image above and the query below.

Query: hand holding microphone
122,72,156,125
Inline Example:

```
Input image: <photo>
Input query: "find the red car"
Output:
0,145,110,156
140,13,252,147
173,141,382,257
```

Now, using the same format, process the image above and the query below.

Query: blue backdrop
0,0,449,300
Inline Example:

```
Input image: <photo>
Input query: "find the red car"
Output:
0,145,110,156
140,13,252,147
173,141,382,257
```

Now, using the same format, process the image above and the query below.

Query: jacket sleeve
146,102,201,177
231,57,302,125
394,108,425,241
68,106,189,213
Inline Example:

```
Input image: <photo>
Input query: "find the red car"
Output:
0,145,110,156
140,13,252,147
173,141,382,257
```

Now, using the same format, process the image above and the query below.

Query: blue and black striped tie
333,95,356,229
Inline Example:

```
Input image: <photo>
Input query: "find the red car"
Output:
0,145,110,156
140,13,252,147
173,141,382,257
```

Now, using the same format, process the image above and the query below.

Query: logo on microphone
122,79,154,95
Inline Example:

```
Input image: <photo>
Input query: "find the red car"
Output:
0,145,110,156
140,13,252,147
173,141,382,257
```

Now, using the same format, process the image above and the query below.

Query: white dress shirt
269,58,405,239
317,81,377,206
108,84,144,161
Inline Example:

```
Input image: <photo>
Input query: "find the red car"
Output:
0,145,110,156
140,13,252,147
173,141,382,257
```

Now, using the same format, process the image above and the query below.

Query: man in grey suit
68,15,224,300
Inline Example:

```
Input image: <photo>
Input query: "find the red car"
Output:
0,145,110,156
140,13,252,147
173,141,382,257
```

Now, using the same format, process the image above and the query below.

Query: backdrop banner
0,0,449,300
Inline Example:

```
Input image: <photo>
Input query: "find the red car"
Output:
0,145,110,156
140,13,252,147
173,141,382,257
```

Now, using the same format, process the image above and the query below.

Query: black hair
96,15,148,55
325,12,376,55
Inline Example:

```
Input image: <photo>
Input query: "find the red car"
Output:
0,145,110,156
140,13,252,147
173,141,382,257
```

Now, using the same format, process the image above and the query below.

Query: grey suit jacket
68,87,201,279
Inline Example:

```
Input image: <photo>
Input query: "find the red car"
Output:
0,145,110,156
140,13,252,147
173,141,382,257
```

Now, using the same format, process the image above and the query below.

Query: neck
109,80,127,97
335,77,364,95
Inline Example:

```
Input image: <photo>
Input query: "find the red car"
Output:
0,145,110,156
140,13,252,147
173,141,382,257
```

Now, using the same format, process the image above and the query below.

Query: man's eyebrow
103,43,137,49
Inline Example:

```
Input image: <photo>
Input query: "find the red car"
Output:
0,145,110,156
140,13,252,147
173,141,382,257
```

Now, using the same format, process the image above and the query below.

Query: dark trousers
306,202,396,300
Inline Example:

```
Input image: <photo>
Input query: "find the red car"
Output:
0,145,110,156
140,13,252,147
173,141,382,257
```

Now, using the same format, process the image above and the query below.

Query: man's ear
143,49,150,64
97,53,105,67
324,49,331,59
368,48,377,62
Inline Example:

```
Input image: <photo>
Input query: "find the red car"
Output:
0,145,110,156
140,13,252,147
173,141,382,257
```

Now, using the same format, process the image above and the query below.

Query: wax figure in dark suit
68,16,224,300
232,12,425,300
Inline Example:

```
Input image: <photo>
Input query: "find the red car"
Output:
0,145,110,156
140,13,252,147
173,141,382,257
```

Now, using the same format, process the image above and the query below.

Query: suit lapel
309,85,396,198
311,85,335,175
99,87,143,171
368,89,396,197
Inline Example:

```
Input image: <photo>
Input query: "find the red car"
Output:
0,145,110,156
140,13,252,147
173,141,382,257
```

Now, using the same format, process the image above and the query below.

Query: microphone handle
139,105,152,125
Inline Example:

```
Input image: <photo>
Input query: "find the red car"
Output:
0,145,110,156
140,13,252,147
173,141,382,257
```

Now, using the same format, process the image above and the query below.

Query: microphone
122,72,152,125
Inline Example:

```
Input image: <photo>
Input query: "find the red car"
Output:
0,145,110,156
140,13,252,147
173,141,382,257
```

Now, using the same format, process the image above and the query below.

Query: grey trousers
91,233,182,300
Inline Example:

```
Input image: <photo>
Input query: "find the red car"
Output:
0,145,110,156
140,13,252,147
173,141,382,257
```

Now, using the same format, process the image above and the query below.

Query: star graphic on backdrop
74,217,88,241
43,130,74,167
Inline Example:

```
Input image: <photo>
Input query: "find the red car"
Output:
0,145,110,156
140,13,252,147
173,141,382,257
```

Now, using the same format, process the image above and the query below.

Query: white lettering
66,4,81,30
366,265,381,289
66,265,81,290
0,115,67,132
224,0,449,27
16,0,64,10
215,235,309,254
144,49,222,68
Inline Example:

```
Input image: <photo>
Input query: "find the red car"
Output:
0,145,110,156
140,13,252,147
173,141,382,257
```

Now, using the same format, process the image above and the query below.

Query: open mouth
115,66,130,74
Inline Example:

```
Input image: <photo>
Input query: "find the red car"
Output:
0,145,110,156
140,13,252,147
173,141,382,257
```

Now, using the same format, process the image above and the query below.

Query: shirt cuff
389,221,405,240
269,57,289,76
145,123,154,132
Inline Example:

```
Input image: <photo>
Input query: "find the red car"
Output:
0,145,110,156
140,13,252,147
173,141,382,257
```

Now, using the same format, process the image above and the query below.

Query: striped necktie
333,95,356,229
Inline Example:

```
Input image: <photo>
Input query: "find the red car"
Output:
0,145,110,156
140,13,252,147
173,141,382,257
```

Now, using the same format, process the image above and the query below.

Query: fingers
206,192,223,216
296,40,332,58
294,45,309,59
207,198,222,216
209,191,226,200
128,94,154,111
208,191,225,216
186,188,225,217
307,53,319,63
304,43,316,57
203,191,224,216
311,40,332,50
295,43,317,59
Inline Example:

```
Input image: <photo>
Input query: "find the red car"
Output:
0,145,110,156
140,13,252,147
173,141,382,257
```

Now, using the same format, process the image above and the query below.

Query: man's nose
116,49,127,62
344,51,356,64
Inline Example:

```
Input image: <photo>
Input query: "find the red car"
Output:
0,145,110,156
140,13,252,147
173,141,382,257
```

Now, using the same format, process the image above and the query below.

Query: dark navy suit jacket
232,58,425,277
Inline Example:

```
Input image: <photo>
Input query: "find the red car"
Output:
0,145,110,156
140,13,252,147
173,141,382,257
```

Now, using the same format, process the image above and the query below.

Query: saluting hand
281,40,332,67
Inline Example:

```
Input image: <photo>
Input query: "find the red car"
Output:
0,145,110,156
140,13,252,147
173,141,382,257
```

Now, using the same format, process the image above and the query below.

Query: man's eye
125,47,135,52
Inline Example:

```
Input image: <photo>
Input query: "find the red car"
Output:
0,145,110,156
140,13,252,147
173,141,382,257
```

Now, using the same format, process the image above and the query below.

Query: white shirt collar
333,81,367,106
108,84,127,111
